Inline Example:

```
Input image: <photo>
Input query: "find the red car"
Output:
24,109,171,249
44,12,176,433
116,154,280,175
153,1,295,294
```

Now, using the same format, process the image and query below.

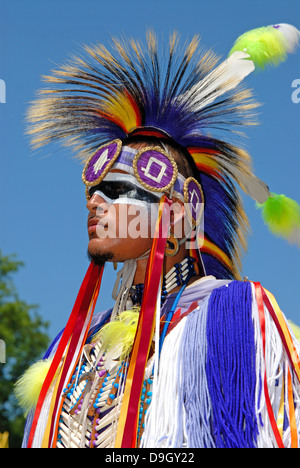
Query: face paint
88,173,163,239
87,173,161,206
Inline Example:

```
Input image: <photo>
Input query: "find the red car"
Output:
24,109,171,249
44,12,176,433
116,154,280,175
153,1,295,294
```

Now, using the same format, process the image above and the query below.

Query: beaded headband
82,139,204,226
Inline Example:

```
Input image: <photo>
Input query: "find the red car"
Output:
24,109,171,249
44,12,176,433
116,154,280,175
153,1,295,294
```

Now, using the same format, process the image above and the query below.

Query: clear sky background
0,0,299,340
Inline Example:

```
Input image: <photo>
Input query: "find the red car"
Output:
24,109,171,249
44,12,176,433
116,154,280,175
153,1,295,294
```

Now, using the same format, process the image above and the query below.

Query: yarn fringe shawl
18,281,300,448
141,281,300,448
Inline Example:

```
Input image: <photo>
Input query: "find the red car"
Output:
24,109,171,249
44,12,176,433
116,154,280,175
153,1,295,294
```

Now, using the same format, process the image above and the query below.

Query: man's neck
133,249,200,287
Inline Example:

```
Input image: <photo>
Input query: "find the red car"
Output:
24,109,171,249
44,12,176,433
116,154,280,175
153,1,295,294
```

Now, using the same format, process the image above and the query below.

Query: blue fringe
176,296,216,448
206,281,259,448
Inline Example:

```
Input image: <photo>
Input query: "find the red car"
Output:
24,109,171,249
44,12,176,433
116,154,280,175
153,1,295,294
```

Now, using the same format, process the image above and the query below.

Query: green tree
0,250,50,447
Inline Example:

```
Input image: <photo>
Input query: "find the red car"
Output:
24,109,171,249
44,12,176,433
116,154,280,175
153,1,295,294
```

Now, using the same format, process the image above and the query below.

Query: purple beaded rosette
184,177,204,226
82,139,122,186
133,147,178,193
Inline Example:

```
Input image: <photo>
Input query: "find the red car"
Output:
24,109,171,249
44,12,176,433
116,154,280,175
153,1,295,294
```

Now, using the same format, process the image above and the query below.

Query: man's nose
86,192,105,211
86,192,110,215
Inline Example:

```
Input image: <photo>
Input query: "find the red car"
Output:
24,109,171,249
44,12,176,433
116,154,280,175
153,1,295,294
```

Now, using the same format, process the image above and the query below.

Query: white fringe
141,316,187,448
251,283,300,447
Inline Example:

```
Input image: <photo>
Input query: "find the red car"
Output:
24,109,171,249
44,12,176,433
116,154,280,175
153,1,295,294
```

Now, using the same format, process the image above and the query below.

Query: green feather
256,193,300,245
229,23,300,69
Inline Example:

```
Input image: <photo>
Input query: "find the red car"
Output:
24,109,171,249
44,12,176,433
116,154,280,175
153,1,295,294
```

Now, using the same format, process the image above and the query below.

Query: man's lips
88,217,100,227
87,217,107,234
88,217,101,234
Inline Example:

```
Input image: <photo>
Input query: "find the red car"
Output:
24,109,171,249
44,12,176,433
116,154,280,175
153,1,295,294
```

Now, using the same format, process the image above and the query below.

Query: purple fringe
206,280,258,448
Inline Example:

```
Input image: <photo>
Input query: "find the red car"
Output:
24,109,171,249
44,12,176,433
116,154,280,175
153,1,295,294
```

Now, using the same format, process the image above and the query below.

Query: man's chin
87,247,114,266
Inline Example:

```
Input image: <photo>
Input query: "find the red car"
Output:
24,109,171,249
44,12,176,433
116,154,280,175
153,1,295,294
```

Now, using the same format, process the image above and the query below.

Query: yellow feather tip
14,358,53,415
92,309,139,361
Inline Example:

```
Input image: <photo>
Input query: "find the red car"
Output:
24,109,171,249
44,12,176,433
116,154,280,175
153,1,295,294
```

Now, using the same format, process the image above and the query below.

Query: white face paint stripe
102,171,185,202
93,189,157,209
92,173,161,209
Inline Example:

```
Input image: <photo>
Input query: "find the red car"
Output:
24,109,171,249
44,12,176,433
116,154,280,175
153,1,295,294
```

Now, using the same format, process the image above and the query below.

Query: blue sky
0,0,299,340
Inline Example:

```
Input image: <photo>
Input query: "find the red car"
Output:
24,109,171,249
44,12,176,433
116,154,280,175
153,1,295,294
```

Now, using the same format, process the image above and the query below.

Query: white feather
276,23,300,53
285,227,300,248
228,164,270,203
180,51,255,112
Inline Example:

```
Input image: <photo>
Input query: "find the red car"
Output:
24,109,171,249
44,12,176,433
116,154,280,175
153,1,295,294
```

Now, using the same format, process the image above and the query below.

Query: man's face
86,170,159,263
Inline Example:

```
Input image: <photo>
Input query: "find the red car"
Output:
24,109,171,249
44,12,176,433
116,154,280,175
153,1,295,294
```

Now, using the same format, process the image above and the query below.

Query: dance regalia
21,277,300,448
16,24,300,448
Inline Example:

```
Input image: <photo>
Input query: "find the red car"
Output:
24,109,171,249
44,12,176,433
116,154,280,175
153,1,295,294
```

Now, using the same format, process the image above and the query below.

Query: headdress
24,23,300,447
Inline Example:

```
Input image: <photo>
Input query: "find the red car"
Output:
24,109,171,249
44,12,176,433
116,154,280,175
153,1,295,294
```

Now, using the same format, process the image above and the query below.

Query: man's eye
112,182,133,196
88,180,159,203
88,182,132,199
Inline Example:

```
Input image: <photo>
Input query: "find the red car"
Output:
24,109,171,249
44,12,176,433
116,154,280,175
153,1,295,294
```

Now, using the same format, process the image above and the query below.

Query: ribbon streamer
253,281,300,448
253,282,285,448
115,195,172,448
27,262,103,448
262,287,300,383
49,278,101,447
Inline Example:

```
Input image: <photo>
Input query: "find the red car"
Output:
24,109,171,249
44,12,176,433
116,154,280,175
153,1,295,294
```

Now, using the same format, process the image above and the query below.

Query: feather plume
14,358,53,414
27,32,257,159
92,309,139,365
229,23,300,69
256,193,300,247
180,51,255,112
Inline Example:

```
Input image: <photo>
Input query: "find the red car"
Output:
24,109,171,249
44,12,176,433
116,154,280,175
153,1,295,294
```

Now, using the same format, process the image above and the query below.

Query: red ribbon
27,262,102,448
261,288,300,382
49,269,102,446
253,282,285,448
